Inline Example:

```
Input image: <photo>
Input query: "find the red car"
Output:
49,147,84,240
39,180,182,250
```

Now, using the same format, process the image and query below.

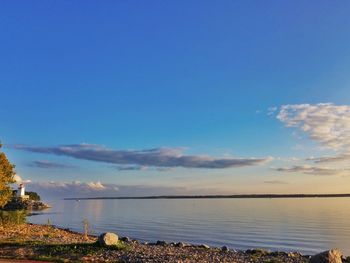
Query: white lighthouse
17,183,29,199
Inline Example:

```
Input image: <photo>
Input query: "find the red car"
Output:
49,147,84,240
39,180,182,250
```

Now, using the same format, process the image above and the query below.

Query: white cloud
86,181,105,190
277,103,350,151
14,174,22,183
13,174,31,184
274,165,350,176
25,180,117,197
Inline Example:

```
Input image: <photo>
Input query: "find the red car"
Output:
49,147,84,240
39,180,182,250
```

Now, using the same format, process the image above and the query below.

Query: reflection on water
28,198,350,255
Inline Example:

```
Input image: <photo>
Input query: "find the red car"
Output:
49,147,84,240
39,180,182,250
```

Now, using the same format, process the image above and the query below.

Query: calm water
28,198,350,255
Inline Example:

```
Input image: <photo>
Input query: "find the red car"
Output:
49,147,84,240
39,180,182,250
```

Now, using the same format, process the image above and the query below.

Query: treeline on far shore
64,193,350,200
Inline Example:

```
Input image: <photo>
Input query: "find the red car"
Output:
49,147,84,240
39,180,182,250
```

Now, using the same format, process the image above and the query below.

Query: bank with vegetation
0,222,308,263
1,221,349,263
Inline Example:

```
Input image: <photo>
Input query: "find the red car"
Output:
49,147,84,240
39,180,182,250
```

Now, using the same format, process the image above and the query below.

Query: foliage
34,241,130,261
26,191,41,201
0,241,130,262
0,142,16,208
0,210,27,226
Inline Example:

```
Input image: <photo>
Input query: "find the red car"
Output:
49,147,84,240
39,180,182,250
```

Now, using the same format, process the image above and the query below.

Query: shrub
26,191,41,201
0,143,16,208
0,210,27,226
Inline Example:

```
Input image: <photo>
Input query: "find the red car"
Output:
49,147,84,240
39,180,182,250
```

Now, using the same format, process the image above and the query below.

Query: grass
0,210,27,226
252,251,308,263
0,240,130,263
248,248,270,260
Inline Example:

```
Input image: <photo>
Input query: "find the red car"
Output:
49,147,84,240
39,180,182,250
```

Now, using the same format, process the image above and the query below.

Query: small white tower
17,183,26,197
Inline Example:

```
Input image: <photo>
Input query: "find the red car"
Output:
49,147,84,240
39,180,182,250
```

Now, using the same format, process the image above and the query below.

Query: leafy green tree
26,191,41,201
0,143,15,208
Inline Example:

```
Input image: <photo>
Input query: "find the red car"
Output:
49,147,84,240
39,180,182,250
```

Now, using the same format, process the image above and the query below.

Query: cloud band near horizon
11,144,271,169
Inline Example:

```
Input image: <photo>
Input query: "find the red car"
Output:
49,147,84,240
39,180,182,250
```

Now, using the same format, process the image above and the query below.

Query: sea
28,197,350,255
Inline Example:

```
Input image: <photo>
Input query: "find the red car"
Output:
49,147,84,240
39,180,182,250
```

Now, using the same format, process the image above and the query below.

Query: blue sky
1,1,350,198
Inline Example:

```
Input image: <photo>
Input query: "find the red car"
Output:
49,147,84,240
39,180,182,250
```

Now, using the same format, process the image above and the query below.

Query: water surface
28,198,350,255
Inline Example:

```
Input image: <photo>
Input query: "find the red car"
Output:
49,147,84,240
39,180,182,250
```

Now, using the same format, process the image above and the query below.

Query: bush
26,191,41,201
0,210,27,225
0,143,16,208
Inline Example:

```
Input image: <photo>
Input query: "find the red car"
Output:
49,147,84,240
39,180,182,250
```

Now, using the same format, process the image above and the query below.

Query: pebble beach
0,223,324,263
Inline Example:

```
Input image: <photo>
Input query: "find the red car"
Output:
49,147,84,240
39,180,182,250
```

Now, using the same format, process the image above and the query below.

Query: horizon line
63,193,350,200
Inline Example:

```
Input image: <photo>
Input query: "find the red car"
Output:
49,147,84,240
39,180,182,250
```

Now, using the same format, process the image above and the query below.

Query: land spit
0,223,347,262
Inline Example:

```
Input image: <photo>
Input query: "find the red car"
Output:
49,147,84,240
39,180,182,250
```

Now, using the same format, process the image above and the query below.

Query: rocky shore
0,223,348,263
3,199,51,211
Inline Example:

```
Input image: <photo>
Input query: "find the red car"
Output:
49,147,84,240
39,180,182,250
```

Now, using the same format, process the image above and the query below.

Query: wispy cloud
267,106,277,116
12,144,271,169
115,165,173,172
115,165,148,171
29,160,75,169
274,165,350,176
277,103,350,151
307,154,350,163
276,103,350,171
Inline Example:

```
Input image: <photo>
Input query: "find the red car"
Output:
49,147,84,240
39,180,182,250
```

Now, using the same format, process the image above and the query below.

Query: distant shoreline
64,193,350,200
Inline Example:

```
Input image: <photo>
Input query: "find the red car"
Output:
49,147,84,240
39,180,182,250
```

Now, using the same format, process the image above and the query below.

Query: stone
199,244,210,249
288,252,302,257
120,236,131,242
270,251,288,257
156,240,167,246
98,232,119,246
310,249,342,263
175,242,186,248
221,246,229,252
246,249,269,256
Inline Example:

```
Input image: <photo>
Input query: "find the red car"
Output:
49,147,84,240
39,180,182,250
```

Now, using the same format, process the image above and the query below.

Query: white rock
310,249,343,263
98,232,119,246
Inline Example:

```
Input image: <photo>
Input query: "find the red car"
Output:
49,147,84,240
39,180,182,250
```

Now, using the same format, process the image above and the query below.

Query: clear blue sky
1,1,350,197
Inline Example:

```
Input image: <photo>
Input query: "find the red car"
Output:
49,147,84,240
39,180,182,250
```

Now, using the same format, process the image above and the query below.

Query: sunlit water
28,198,350,255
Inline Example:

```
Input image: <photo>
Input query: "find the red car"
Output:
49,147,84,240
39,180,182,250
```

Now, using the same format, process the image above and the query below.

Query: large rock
221,246,229,252
310,249,342,263
98,232,119,246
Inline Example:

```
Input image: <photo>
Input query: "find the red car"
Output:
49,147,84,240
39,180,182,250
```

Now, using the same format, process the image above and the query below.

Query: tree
0,143,15,208
25,191,41,201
